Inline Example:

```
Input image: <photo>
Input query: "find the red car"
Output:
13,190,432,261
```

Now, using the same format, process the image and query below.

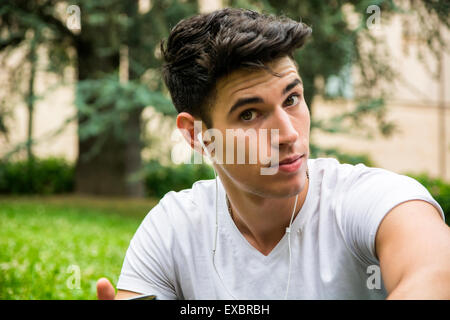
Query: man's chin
255,176,306,198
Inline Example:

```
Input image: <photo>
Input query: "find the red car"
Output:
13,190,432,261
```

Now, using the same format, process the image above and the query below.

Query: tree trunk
74,19,144,197
26,31,37,163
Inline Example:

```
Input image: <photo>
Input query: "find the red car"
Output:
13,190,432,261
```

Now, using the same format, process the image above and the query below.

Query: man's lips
278,154,304,173
279,154,303,165
268,154,305,173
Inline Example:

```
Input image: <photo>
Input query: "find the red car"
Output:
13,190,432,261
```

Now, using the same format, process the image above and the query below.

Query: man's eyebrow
228,78,303,115
228,97,264,115
282,78,302,95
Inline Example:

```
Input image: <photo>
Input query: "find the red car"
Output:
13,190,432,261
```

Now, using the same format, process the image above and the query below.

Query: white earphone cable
284,193,298,300
212,170,239,300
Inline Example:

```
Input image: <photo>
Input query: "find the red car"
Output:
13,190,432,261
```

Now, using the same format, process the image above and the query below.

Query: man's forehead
216,57,301,98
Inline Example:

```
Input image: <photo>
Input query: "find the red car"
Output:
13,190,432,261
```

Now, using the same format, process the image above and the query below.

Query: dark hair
161,8,312,127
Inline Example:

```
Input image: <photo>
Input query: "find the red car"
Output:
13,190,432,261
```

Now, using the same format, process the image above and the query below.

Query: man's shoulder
312,158,440,217
143,178,216,229
309,157,359,178
160,178,216,208
310,157,399,182
309,157,423,197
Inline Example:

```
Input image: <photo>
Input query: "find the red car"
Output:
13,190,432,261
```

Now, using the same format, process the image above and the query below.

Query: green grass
0,196,158,300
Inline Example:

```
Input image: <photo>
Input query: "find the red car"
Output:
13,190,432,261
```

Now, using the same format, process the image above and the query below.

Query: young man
97,8,450,300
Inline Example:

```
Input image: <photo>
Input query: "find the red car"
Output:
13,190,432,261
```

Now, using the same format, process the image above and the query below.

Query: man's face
206,56,310,198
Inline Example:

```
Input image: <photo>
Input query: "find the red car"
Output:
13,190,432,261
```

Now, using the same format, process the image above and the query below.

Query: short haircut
161,8,312,127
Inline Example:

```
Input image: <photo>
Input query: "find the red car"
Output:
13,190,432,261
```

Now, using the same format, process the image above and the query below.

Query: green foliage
76,77,176,145
0,157,215,199
144,160,215,198
405,172,450,223
0,158,74,195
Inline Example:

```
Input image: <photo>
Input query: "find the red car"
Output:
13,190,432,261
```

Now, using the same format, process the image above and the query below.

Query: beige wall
311,98,450,180
2,85,78,162
0,44,78,162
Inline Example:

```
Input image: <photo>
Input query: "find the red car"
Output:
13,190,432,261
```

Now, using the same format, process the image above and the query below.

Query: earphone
197,132,234,298
196,131,298,299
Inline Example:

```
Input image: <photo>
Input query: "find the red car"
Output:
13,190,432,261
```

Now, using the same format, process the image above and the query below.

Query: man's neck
219,174,310,256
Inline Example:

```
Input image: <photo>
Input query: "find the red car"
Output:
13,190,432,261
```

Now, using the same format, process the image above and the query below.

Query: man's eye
285,94,300,107
240,109,257,121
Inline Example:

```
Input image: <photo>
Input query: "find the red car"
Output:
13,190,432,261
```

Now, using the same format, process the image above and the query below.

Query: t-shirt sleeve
116,203,178,300
338,165,445,266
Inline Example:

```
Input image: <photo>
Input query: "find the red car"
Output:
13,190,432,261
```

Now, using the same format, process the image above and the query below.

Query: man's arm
375,200,450,299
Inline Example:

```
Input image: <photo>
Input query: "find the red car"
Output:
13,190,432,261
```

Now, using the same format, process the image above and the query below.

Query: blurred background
0,0,449,299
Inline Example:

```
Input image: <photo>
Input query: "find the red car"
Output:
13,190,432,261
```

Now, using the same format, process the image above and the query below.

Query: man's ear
176,112,204,151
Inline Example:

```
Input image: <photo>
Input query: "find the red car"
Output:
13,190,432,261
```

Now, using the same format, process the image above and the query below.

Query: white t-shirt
116,158,445,299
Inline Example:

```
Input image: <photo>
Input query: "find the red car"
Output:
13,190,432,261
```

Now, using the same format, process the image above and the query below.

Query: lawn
0,196,158,300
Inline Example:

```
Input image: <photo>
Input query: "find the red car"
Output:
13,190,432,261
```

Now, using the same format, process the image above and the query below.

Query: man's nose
270,107,299,146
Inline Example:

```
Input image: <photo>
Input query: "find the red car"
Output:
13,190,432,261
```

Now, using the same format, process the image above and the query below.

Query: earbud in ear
197,132,212,159
196,132,204,146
